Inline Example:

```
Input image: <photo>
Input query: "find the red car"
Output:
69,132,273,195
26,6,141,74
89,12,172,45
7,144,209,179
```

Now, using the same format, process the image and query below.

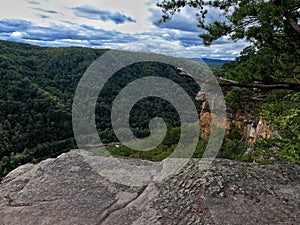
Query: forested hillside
0,41,105,176
0,40,203,177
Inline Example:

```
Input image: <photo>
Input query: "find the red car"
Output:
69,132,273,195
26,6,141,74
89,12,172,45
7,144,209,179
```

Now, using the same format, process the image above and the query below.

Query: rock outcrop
0,150,299,225
197,90,274,147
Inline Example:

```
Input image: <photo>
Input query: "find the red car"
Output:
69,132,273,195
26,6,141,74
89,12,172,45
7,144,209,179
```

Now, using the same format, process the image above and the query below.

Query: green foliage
108,125,184,161
252,138,300,163
192,139,208,158
255,92,300,163
158,0,300,163
224,87,257,113
218,140,248,161
109,144,173,162
226,124,242,142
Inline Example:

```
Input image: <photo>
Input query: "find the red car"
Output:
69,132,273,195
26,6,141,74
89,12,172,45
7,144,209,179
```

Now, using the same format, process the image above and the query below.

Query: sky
0,0,249,60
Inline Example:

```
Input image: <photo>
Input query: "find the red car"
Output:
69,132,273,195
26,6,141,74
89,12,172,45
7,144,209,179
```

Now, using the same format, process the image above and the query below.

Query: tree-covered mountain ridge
0,39,299,179
0,39,211,177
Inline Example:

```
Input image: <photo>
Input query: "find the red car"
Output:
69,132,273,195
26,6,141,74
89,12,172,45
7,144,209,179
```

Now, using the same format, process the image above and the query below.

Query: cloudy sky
0,0,249,59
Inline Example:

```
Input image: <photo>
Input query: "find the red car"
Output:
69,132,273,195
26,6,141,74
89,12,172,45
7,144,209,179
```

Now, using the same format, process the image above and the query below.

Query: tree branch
177,68,300,91
290,71,300,84
217,77,300,90
271,0,300,35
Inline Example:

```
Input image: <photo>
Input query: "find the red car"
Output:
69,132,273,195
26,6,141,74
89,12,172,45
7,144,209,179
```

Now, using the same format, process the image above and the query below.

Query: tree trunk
285,13,300,35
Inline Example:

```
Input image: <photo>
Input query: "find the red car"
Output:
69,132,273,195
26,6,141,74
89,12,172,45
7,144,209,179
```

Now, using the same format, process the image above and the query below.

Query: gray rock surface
0,150,299,225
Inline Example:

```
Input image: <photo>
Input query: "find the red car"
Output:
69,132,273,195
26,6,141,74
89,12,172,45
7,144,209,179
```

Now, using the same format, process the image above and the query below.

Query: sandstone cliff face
0,150,299,225
197,91,273,146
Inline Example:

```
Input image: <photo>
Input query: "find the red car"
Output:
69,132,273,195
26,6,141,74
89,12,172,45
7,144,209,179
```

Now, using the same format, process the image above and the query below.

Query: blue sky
0,0,249,59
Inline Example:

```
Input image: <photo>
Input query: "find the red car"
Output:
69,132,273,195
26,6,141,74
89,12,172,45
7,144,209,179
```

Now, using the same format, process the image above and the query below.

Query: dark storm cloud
25,0,40,5
30,7,58,14
0,19,32,33
150,8,201,33
72,5,136,24
0,18,139,48
37,14,50,19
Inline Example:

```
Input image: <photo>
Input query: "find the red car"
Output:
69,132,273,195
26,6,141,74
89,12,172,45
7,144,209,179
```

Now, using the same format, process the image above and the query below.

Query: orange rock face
197,92,273,146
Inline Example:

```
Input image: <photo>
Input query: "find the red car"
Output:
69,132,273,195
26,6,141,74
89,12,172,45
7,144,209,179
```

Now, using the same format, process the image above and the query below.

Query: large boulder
0,150,299,225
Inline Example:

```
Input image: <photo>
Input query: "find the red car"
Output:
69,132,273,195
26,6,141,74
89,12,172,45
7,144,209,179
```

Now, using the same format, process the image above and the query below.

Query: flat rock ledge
0,150,299,225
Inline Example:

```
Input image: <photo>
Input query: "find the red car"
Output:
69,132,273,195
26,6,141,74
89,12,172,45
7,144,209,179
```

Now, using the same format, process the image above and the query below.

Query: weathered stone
0,150,299,225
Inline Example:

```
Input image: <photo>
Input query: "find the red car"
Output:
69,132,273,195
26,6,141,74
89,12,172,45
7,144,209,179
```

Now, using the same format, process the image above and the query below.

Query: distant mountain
185,58,231,70
202,58,231,64
187,58,232,64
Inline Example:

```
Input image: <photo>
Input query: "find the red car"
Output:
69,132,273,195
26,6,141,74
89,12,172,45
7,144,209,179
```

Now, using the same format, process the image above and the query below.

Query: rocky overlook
0,150,299,225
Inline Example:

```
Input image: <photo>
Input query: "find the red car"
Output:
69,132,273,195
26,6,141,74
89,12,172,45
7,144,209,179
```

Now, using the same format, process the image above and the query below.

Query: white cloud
0,0,250,60
10,31,23,38
117,38,247,60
